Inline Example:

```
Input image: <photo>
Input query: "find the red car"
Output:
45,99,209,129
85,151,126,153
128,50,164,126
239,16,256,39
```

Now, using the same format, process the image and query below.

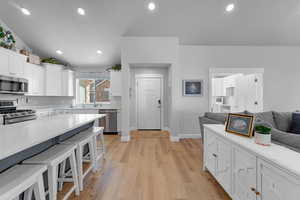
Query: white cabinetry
24,63,45,96
0,48,10,76
204,125,300,200
44,64,63,96
232,146,256,200
62,70,74,97
204,132,231,195
0,48,26,77
110,71,122,96
257,159,300,200
212,78,226,96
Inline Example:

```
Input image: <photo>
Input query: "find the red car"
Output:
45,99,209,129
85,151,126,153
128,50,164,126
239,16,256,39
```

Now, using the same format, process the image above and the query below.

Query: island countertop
0,114,105,160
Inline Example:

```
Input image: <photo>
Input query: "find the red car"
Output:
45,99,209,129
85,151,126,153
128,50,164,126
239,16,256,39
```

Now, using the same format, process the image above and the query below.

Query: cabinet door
257,159,300,200
62,70,74,96
45,64,62,96
232,146,257,200
0,48,10,76
204,131,218,176
23,63,36,95
9,53,25,77
216,138,231,194
110,71,122,96
36,65,45,96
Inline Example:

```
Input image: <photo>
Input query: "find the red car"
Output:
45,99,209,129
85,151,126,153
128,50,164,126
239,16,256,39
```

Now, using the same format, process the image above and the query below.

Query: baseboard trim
179,134,202,139
163,127,170,132
170,136,180,142
121,135,131,142
130,127,137,131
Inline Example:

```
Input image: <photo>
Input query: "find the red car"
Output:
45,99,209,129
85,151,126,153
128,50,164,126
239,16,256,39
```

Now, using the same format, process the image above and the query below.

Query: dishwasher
99,109,118,134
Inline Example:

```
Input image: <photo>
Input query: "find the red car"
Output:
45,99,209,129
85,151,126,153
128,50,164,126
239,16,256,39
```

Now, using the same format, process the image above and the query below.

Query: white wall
121,37,300,140
121,37,179,141
178,45,300,137
130,67,170,129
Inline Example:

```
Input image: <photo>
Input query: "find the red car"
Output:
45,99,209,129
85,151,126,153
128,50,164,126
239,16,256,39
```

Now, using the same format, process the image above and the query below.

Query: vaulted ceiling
0,0,299,68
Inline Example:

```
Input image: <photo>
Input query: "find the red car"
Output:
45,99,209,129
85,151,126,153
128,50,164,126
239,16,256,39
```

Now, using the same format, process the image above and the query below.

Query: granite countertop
0,114,105,160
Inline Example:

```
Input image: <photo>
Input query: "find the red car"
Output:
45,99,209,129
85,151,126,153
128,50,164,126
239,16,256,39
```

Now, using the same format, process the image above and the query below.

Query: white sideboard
203,124,300,200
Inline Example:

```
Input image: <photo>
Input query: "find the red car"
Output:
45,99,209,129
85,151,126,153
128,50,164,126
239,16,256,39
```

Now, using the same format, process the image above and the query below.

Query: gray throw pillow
290,112,300,134
204,113,228,123
273,112,292,132
254,111,276,128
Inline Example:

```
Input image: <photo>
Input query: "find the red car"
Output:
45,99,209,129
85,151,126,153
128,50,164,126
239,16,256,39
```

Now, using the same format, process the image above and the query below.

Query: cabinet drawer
257,159,300,200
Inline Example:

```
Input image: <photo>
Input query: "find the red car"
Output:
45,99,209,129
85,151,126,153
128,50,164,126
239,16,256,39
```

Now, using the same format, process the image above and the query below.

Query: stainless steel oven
0,75,28,94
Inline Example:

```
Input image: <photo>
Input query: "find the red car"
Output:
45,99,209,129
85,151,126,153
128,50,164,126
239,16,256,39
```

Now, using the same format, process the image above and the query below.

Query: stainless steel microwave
0,75,28,94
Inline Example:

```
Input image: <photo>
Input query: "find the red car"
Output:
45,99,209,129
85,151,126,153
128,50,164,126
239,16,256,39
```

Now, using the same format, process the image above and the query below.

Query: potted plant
0,25,16,50
254,124,272,146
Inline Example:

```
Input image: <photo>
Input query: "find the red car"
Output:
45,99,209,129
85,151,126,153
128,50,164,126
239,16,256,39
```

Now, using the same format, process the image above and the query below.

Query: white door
137,76,162,129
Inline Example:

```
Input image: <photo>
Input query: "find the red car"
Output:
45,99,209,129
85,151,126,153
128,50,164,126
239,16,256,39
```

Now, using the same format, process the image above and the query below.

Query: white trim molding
179,134,202,139
170,136,180,142
121,135,131,142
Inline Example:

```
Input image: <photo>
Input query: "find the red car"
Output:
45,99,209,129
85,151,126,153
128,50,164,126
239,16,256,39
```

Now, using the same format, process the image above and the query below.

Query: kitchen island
0,114,105,172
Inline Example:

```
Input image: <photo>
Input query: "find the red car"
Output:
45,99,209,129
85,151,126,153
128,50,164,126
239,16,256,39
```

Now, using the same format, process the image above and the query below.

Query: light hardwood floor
65,130,231,200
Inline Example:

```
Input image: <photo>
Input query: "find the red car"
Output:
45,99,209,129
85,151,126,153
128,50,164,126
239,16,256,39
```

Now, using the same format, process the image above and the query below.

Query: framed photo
225,113,254,137
182,80,203,96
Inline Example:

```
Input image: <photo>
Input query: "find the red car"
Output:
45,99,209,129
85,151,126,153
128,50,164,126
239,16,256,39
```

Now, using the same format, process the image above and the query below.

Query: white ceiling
0,0,300,68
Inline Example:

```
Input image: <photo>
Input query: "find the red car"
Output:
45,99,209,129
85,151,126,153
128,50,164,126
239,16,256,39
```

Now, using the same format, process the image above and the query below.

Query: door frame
135,74,164,130
209,68,264,112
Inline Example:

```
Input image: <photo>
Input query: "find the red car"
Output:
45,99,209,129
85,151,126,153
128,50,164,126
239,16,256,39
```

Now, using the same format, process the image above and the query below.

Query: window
76,78,110,104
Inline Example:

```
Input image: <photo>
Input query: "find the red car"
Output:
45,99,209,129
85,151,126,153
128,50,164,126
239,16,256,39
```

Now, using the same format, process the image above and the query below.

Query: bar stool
93,127,105,170
60,130,96,191
23,144,79,200
0,164,47,200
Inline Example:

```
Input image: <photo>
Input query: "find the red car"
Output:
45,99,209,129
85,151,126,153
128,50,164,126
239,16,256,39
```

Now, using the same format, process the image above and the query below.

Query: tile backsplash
0,94,74,108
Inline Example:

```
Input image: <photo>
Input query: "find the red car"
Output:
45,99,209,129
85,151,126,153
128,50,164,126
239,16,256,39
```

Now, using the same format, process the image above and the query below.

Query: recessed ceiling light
147,2,156,11
225,3,235,13
21,8,31,15
77,8,85,15
96,50,103,54
56,50,63,55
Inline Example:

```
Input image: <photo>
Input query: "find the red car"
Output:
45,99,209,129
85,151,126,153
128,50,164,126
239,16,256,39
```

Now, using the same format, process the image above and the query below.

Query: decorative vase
255,132,271,146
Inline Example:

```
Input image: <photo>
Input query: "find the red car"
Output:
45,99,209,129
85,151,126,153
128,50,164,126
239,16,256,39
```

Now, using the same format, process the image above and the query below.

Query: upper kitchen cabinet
212,78,226,96
110,71,122,96
0,47,26,77
62,69,74,97
44,64,63,96
24,63,45,96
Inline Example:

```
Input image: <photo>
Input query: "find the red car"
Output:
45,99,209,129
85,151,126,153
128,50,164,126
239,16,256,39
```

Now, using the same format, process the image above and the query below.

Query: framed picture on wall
182,80,203,96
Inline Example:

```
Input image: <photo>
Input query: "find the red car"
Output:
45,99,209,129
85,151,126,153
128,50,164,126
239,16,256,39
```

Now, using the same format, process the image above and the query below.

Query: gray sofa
199,111,300,153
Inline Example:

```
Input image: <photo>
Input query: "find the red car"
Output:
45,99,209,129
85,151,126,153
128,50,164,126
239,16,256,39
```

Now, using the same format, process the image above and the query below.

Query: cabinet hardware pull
250,187,256,192
212,153,217,157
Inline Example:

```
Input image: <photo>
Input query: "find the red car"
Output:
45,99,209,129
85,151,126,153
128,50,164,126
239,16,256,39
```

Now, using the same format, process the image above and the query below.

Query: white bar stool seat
23,144,79,200
93,127,106,166
0,164,47,200
60,130,96,191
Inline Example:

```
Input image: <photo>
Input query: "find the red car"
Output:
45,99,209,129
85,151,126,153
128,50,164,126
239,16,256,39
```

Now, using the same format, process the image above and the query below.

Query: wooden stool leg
69,152,80,196
88,141,96,173
100,133,106,159
48,165,58,200
93,135,98,171
33,175,46,200
24,186,33,200
58,160,66,191
76,145,84,191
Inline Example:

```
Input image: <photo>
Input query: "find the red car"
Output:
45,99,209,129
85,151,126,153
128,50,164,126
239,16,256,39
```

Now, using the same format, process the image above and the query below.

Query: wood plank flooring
66,130,231,200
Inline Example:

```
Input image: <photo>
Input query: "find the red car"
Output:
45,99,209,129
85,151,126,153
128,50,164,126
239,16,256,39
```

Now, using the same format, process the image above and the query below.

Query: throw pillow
273,112,292,132
290,112,300,134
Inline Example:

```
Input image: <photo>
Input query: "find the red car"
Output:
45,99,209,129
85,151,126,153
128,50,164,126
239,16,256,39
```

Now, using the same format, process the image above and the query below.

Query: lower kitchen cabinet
204,125,300,200
232,146,257,200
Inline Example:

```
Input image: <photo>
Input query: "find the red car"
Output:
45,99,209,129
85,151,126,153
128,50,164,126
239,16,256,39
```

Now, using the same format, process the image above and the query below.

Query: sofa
199,111,300,153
